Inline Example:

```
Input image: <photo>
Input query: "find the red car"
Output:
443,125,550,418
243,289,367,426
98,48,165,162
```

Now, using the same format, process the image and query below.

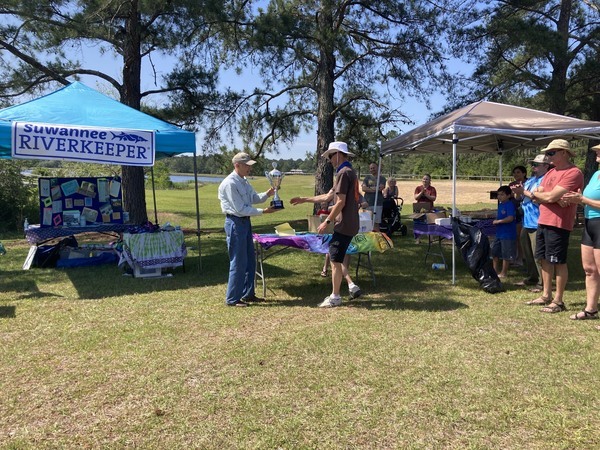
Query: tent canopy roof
381,101,600,155
0,81,195,159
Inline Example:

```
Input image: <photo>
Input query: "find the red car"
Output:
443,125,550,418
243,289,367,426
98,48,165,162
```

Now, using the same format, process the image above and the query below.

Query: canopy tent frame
379,101,600,284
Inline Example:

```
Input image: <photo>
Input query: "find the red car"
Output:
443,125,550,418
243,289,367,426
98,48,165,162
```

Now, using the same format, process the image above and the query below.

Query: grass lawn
1,176,600,449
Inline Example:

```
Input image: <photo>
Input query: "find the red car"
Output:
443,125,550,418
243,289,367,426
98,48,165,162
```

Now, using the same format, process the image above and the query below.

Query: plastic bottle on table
23,218,29,230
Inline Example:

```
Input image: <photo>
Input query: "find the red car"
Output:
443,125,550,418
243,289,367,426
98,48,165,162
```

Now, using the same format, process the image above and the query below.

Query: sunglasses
328,152,338,160
545,149,563,156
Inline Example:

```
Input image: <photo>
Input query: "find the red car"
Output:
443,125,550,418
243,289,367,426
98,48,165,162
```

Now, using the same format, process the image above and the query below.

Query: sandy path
391,179,500,208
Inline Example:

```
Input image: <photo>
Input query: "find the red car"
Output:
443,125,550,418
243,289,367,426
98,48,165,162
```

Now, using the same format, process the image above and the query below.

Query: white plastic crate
133,265,162,278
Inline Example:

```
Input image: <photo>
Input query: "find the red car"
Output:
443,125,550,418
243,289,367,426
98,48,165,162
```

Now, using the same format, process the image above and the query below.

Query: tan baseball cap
528,154,549,164
232,152,256,165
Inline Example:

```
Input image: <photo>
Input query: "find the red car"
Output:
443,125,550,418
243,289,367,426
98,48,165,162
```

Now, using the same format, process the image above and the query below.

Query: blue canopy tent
0,82,202,269
0,81,195,160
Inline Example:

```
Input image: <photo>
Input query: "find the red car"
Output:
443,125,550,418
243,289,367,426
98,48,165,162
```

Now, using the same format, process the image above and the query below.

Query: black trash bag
452,219,504,293
32,236,79,268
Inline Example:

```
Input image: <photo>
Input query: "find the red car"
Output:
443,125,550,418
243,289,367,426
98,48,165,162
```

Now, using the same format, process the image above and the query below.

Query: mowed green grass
1,176,599,449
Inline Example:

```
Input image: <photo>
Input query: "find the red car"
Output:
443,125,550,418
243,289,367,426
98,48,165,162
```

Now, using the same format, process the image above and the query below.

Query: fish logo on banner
11,122,155,167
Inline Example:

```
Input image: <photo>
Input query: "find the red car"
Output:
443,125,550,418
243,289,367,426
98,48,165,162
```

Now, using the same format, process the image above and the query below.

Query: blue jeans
224,215,256,304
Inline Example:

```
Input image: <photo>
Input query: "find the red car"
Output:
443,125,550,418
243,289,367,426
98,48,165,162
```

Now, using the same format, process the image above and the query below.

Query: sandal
525,296,551,306
570,310,599,320
540,302,567,313
320,270,328,278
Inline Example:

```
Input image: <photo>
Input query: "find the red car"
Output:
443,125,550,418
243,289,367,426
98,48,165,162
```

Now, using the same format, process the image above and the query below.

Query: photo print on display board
60,179,79,197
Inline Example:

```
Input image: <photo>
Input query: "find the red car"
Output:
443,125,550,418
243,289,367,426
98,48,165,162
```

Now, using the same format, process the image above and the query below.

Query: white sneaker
349,284,362,299
318,295,342,308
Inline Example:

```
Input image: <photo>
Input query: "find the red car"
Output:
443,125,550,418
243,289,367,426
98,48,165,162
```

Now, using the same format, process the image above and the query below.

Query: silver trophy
265,162,285,209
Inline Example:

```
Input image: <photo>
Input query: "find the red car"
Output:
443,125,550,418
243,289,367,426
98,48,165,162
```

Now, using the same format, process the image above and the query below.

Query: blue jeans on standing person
225,215,256,305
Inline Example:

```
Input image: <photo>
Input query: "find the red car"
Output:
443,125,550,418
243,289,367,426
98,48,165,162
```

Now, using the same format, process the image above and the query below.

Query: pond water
170,175,224,183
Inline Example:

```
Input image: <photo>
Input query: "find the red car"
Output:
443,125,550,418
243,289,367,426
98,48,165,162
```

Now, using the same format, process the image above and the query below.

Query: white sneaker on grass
318,295,342,308
349,284,362,300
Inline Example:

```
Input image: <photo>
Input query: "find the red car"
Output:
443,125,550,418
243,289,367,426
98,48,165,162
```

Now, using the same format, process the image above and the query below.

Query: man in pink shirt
521,139,583,313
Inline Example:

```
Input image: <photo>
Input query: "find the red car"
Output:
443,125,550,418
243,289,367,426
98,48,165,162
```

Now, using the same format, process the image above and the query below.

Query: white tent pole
499,153,503,185
374,154,383,229
452,134,457,285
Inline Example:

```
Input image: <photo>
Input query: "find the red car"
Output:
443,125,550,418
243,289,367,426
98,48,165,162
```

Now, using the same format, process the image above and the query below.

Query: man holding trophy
290,141,360,308
218,152,280,307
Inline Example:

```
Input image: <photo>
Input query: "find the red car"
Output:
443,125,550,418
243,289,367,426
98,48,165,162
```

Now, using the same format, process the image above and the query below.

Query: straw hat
322,141,355,159
591,143,600,151
541,139,574,156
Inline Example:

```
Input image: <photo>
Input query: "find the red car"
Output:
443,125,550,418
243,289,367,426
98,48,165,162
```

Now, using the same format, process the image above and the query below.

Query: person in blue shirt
492,185,517,278
562,143,600,320
511,154,552,292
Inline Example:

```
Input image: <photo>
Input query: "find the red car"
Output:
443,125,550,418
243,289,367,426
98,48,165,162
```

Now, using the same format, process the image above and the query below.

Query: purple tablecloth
413,219,495,240
25,223,131,244
253,232,393,254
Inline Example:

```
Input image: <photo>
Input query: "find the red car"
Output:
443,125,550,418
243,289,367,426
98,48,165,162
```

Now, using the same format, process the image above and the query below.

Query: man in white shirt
218,152,277,307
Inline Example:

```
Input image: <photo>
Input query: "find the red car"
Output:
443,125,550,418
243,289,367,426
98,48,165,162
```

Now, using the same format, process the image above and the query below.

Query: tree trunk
314,3,336,212
120,0,148,224
547,0,571,115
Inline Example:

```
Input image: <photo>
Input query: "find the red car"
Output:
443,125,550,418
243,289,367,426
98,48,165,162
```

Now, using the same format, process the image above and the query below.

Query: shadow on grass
0,269,64,300
259,295,467,311
0,305,16,318
352,296,467,311
62,255,230,299
265,261,468,310
37,234,232,299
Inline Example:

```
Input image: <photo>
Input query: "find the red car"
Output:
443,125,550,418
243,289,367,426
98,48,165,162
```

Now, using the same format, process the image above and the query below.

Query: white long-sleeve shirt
218,171,269,217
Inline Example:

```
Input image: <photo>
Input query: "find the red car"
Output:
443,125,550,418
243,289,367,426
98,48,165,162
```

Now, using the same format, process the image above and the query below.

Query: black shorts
582,218,600,249
535,224,570,264
329,232,354,263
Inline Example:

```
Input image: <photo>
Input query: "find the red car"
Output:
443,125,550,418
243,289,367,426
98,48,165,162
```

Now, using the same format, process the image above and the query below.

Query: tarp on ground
0,81,195,165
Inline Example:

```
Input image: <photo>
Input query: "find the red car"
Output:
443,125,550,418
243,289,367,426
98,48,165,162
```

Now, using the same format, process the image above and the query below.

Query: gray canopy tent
379,101,600,283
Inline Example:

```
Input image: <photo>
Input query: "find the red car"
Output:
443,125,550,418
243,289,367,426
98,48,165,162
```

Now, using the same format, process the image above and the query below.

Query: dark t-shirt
362,174,386,206
334,166,359,236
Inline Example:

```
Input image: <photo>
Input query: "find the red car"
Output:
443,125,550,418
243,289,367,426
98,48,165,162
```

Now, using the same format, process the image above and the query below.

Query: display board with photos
38,177,124,227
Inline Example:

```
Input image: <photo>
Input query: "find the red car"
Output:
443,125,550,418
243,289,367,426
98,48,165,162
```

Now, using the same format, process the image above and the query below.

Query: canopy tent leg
150,167,158,225
193,152,202,272
452,134,457,285
374,155,383,230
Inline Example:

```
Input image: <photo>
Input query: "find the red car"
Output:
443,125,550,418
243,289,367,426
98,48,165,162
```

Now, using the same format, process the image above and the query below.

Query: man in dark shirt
290,141,359,307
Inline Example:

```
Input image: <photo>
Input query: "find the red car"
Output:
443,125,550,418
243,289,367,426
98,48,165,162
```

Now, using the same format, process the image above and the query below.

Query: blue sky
75,48,452,160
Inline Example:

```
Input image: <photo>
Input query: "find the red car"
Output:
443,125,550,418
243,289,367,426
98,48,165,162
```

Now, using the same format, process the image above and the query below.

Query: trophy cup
265,162,285,209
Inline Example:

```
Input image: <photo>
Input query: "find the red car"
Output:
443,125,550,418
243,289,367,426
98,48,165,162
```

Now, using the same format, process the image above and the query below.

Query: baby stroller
380,196,407,237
